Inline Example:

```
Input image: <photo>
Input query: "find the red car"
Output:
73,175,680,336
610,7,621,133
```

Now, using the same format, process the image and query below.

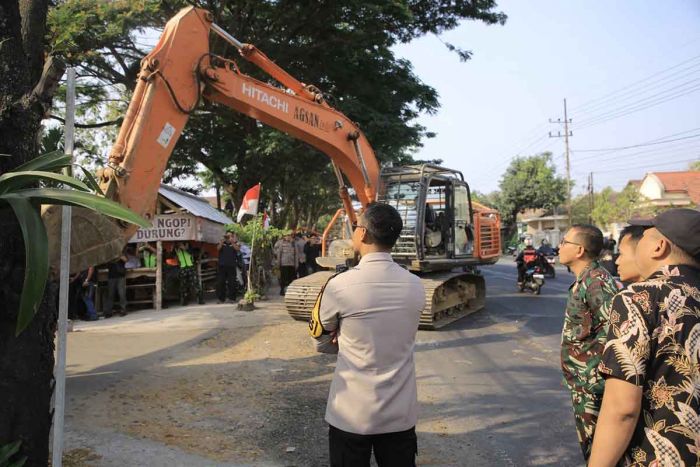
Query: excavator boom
47,6,380,272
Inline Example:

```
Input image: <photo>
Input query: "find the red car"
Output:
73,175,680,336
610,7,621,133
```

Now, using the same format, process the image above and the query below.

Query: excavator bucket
42,205,125,275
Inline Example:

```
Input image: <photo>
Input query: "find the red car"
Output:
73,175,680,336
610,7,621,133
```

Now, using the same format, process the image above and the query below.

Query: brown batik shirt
599,265,700,466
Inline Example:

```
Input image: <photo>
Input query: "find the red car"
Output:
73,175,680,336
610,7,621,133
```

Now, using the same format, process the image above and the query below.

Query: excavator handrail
381,163,465,182
321,208,345,257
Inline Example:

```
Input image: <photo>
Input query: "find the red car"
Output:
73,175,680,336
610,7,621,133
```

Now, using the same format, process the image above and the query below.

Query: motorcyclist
537,239,557,276
516,238,545,285
538,238,556,256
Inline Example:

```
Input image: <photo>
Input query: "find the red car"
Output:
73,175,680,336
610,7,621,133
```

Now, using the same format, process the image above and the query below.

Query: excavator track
284,271,337,322
285,270,485,330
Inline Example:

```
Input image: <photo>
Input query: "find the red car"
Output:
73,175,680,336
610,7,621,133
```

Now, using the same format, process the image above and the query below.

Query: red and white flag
237,183,260,222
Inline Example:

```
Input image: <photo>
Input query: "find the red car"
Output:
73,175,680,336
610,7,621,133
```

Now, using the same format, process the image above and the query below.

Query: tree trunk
0,218,57,464
0,2,56,465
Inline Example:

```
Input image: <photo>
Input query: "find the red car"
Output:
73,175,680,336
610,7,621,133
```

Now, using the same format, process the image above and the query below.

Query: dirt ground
63,298,345,466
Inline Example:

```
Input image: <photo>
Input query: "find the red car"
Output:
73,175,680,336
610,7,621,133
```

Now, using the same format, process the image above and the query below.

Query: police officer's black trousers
328,425,416,467
216,265,238,301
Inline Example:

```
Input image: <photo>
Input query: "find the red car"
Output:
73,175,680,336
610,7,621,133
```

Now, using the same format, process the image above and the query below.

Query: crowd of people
68,229,325,320
557,210,700,466
273,232,322,295
310,204,699,467
65,201,700,466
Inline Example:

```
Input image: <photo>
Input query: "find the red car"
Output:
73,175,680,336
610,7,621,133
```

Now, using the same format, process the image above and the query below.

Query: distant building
517,208,568,246
633,171,700,209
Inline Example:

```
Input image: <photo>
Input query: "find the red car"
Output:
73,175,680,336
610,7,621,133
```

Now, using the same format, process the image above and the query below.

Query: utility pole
587,172,595,224
549,98,573,226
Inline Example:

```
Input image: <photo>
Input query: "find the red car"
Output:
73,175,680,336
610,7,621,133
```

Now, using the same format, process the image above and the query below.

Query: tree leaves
0,440,26,467
496,152,568,226
3,196,49,336
0,151,150,335
47,0,507,227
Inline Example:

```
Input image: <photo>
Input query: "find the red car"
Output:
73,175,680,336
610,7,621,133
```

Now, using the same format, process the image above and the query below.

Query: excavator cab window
453,184,474,257
424,181,449,258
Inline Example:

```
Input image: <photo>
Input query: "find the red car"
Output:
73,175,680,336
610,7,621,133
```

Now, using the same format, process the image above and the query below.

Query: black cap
629,208,700,258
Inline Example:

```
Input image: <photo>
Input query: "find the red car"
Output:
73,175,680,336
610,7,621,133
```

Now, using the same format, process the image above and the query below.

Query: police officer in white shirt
311,203,426,467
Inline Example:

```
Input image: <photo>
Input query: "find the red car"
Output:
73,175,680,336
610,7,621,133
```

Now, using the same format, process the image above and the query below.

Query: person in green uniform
175,241,203,306
558,224,621,460
138,242,157,268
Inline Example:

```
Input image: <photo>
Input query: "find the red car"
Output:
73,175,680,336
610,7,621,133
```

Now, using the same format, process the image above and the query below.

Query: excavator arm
47,6,381,272
104,6,379,224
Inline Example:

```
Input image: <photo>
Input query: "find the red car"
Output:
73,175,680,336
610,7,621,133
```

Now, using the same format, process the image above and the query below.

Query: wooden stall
95,185,233,312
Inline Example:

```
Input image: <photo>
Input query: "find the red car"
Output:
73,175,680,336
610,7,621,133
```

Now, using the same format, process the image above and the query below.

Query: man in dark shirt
305,234,322,274
217,232,240,303
105,248,128,317
591,208,700,466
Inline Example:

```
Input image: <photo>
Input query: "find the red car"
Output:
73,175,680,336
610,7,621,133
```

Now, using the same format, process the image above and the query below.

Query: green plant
243,290,261,302
226,214,289,249
0,150,149,335
0,441,26,467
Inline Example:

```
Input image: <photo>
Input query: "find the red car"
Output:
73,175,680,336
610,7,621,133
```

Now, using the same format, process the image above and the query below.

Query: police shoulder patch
308,272,342,338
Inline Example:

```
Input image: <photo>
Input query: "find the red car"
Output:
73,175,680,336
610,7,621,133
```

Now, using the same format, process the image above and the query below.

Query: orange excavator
43,6,501,329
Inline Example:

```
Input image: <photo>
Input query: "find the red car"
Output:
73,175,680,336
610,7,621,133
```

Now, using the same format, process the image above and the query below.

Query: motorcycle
543,255,556,278
519,265,545,295
537,246,558,278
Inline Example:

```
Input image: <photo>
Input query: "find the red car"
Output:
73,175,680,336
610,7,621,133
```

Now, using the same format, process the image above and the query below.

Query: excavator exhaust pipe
42,205,126,275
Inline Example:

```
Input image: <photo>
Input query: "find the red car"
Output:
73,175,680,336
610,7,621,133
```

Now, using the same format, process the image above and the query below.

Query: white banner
129,214,196,242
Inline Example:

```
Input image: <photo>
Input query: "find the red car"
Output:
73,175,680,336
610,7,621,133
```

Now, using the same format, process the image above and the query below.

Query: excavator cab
379,164,477,273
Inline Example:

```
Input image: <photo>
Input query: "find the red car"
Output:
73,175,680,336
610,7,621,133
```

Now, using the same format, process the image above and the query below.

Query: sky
392,0,700,195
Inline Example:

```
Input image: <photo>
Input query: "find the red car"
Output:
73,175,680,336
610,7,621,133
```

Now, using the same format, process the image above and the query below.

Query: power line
571,127,700,163
571,157,698,189
571,148,700,181
573,141,700,165
576,145,700,168
570,53,700,113
570,60,700,118
589,157,699,175
573,132,700,153
575,80,700,129
487,122,550,171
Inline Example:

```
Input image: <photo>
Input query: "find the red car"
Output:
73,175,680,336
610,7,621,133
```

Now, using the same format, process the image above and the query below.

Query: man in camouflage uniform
175,241,203,306
559,224,620,460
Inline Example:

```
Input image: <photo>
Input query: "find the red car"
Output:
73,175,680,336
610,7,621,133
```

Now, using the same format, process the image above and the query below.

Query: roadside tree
496,152,568,233
47,0,507,227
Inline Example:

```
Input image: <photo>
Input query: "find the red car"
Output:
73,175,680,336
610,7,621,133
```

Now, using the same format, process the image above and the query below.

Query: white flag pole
246,184,260,297
52,66,76,467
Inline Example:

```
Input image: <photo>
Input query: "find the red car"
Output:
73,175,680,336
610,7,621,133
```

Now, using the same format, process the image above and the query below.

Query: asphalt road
61,258,585,466
413,258,583,466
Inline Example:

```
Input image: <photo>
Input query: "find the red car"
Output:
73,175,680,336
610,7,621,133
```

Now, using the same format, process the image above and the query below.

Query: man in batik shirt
590,208,700,467
559,224,621,460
